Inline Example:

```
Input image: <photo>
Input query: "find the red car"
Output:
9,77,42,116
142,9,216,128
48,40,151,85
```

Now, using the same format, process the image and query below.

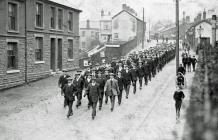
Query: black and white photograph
0,0,218,139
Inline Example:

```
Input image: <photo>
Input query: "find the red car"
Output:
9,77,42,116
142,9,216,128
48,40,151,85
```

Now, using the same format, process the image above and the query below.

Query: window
104,25,109,30
68,12,73,31
131,18,136,32
50,7,55,29
7,42,18,69
82,42,86,48
114,33,119,39
8,3,18,31
91,31,95,38
36,2,43,27
35,37,43,61
82,31,85,37
58,9,63,30
68,40,73,59
113,19,119,29
95,32,99,39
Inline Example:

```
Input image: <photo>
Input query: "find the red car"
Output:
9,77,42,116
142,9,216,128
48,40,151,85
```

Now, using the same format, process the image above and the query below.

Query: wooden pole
142,8,145,49
176,0,180,74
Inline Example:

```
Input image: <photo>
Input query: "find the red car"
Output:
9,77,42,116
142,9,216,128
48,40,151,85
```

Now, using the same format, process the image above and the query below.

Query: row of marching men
58,43,176,119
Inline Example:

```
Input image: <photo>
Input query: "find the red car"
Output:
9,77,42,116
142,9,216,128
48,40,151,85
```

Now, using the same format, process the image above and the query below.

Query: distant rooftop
48,0,82,12
80,20,100,29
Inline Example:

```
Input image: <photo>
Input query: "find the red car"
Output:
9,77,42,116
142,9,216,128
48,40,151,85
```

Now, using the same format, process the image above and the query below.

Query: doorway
57,38,62,71
50,38,56,72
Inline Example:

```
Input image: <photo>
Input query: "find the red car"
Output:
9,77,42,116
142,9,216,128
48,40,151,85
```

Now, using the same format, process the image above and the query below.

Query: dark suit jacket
63,84,76,101
138,66,145,77
96,77,106,92
87,83,100,102
122,70,132,85
143,64,150,75
116,77,124,91
58,74,70,88
73,77,84,93
130,68,139,82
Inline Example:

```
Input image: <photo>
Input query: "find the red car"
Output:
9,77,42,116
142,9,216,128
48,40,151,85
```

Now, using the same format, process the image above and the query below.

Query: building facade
79,20,100,51
0,0,81,90
111,4,146,44
99,10,112,43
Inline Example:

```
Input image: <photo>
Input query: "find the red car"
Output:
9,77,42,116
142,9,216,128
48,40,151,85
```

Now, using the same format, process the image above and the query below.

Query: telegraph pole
142,7,145,49
176,0,180,74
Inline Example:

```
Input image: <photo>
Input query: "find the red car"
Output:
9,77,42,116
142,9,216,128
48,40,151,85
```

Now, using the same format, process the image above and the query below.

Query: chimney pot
86,20,90,28
203,9,206,20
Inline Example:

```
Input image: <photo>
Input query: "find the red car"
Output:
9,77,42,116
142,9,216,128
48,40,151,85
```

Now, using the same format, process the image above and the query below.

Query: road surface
0,55,194,140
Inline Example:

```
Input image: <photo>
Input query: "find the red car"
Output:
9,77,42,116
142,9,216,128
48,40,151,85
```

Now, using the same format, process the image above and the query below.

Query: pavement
0,42,195,140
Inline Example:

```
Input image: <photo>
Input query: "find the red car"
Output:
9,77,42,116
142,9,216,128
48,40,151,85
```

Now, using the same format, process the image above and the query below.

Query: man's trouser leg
87,95,91,108
110,95,115,111
193,64,196,71
118,90,123,104
125,84,130,98
144,75,148,85
139,77,143,88
133,81,136,94
99,91,104,109
105,92,108,104
76,91,82,107
92,102,97,117
67,100,73,117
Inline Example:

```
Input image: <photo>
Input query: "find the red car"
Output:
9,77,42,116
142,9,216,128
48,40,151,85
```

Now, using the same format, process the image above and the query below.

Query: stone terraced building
0,0,82,90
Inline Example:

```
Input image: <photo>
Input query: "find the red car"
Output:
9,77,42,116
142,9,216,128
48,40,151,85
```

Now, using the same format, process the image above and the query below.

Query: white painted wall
112,11,137,42
195,22,218,44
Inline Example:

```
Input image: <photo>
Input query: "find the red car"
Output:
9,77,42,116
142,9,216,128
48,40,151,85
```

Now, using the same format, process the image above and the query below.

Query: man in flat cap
96,71,106,110
104,73,120,112
58,69,70,108
84,78,100,120
62,77,77,118
73,71,85,108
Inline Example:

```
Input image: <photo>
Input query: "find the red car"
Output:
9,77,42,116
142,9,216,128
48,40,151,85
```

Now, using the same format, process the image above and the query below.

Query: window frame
50,6,56,29
6,40,19,70
114,33,119,39
68,11,73,32
67,39,74,60
57,8,64,31
82,31,86,37
34,34,44,62
7,1,19,33
82,41,86,49
35,1,44,29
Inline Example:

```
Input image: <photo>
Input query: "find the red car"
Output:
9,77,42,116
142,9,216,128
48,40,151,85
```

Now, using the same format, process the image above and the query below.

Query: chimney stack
122,4,127,11
198,13,202,21
101,9,104,17
86,20,90,28
186,16,190,23
203,9,206,20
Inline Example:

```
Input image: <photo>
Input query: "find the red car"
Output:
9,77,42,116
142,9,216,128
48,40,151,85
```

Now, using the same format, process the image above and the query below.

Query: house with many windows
0,0,81,90
79,20,100,51
112,4,146,45
99,10,112,43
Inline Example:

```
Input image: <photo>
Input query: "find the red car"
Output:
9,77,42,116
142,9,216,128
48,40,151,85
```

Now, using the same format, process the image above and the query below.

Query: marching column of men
58,43,176,119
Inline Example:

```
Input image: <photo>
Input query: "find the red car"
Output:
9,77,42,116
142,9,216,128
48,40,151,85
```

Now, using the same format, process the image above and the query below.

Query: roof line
47,0,82,12
112,10,145,23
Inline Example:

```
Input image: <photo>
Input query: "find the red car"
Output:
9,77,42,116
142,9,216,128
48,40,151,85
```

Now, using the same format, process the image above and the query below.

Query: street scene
0,0,218,140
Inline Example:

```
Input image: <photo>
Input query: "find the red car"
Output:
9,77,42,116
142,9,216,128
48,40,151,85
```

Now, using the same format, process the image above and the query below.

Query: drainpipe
24,0,28,83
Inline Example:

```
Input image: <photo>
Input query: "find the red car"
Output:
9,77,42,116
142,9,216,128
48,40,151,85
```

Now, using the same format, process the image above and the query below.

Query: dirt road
0,56,194,140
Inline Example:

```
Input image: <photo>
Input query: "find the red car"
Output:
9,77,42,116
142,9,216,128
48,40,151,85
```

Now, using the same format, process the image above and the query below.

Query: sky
66,0,218,24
